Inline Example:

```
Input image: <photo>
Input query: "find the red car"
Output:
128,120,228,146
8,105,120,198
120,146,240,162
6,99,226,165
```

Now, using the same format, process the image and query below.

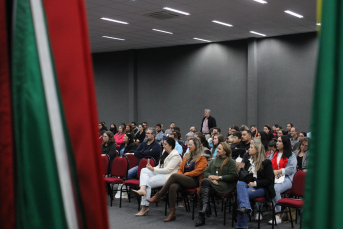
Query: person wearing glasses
101,131,117,172
132,137,182,216
127,127,161,180
294,137,310,171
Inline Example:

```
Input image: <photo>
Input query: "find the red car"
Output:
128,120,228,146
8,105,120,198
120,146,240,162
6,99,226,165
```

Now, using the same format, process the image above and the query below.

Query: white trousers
139,168,166,206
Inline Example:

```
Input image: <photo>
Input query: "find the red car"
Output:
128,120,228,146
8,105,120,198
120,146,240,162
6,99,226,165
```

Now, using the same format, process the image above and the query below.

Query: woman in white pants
133,137,182,216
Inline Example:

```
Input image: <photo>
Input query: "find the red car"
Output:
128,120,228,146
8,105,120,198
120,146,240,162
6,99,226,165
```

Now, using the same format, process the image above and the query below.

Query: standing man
200,109,217,139
128,127,161,180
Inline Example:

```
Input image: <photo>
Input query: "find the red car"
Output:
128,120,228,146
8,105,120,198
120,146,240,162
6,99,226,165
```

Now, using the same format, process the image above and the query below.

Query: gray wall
92,32,317,135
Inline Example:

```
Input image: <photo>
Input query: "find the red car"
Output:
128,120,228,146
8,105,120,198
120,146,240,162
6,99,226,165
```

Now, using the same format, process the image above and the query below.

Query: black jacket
255,159,276,200
134,130,146,143
200,116,217,133
231,141,246,159
134,140,161,165
102,143,117,173
118,142,137,154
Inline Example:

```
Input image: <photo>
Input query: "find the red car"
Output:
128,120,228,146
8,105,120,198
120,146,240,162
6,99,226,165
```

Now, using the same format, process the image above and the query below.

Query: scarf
272,150,288,170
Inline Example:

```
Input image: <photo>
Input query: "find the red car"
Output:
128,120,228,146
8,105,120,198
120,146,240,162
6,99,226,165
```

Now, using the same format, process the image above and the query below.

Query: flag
0,1,15,228
9,0,109,228
302,1,343,228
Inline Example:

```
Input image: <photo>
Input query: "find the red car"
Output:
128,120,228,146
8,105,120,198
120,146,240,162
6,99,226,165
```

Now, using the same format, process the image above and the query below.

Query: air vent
145,11,180,20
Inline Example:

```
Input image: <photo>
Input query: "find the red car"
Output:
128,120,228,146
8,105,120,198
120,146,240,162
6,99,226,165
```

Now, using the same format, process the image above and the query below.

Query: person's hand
146,164,154,171
209,175,220,180
137,140,140,143
248,182,254,187
212,180,218,185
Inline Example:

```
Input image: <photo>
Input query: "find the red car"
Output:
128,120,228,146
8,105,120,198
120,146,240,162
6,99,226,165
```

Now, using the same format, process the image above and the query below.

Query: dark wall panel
136,41,247,136
92,51,130,126
256,33,317,132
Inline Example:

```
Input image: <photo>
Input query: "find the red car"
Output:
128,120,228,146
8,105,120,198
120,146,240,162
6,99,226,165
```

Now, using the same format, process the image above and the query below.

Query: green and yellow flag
303,1,343,228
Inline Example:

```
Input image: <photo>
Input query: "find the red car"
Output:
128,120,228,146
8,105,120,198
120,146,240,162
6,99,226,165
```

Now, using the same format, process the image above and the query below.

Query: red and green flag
303,1,343,228
0,0,108,228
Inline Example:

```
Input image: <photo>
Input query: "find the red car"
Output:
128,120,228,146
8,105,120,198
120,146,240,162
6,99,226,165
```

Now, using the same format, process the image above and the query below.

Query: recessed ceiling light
316,23,321,26
102,36,125,41
284,10,304,18
212,20,233,27
254,0,267,4
163,7,190,15
152,29,173,34
101,17,129,24
250,31,266,36
193,38,211,42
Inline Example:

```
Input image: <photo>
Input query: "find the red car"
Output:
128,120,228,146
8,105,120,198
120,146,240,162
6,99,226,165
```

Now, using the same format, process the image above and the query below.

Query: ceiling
85,0,317,53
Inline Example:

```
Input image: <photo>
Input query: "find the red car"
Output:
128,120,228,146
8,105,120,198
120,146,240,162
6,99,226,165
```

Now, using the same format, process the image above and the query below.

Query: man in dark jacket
127,127,161,180
231,132,245,159
200,109,217,136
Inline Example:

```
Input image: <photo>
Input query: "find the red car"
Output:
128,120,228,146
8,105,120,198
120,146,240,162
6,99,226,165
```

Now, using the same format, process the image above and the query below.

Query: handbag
239,168,253,184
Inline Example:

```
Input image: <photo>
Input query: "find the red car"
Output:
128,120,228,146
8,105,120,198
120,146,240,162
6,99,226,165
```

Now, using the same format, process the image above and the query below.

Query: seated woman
195,142,238,226
101,131,117,171
147,138,207,222
114,124,126,148
267,135,297,225
235,138,275,229
210,134,225,158
294,137,309,171
133,124,146,146
118,133,137,155
132,137,182,216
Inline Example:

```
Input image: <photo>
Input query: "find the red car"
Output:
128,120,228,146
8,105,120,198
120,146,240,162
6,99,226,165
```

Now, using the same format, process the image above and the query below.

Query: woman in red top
114,124,126,148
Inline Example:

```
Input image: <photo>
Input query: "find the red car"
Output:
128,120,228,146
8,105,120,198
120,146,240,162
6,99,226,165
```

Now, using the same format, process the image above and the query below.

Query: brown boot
146,191,162,204
164,208,176,222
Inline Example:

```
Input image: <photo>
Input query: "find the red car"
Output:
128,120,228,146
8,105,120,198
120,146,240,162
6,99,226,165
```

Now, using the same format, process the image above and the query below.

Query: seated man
164,122,175,136
169,132,183,155
127,127,161,180
231,132,245,160
155,123,165,144
184,131,194,145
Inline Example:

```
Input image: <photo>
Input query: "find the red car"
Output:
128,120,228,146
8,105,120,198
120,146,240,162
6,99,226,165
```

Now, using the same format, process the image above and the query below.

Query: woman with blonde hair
195,142,238,226
235,138,275,229
147,138,207,222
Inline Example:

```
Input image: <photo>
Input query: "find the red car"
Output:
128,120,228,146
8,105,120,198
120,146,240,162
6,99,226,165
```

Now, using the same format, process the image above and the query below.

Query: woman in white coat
133,137,182,216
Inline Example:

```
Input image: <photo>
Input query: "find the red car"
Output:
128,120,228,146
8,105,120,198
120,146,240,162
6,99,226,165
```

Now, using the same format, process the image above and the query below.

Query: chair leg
192,194,196,220
289,207,294,228
212,197,217,217
119,185,123,208
137,195,141,211
223,199,226,226
127,186,131,203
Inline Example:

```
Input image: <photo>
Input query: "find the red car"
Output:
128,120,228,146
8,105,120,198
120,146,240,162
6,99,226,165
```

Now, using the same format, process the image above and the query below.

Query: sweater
114,133,125,147
203,156,238,194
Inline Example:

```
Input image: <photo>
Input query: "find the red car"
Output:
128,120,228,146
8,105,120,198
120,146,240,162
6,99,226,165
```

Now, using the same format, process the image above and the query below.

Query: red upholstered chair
180,188,198,220
182,145,188,156
126,153,138,170
121,157,156,210
272,170,306,229
104,155,129,207
250,197,276,229
101,154,110,176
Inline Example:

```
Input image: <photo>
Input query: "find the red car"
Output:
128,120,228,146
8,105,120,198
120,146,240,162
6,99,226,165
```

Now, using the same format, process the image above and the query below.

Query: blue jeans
272,177,292,212
127,166,138,180
236,181,265,228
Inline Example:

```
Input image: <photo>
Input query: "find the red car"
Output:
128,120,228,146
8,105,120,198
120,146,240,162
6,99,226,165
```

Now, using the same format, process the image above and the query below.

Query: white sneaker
115,184,127,199
255,212,263,221
268,215,281,225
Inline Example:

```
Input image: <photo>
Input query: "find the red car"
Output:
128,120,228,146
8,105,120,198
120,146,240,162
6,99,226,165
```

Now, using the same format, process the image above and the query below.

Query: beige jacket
153,149,182,180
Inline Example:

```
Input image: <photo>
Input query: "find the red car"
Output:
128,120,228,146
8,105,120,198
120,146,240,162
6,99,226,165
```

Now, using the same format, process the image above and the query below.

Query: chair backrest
126,154,138,170
101,154,110,176
291,170,306,197
110,156,129,178
182,145,188,154
137,157,156,178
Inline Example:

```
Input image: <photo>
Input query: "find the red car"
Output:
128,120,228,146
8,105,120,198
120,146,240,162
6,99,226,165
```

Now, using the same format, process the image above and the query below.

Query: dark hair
232,125,240,131
156,123,162,128
165,137,176,150
211,134,225,156
142,122,147,125
279,129,288,135
268,140,277,148
102,131,116,146
131,121,137,125
125,132,134,145
233,132,242,139
173,130,181,140
300,132,307,137
199,135,210,148
288,123,293,127
274,124,280,128
99,122,108,131
194,132,204,138
126,123,133,132
170,122,175,124
280,135,292,159
251,125,256,128
213,127,221,133
242,130,252,136
173,126,181,132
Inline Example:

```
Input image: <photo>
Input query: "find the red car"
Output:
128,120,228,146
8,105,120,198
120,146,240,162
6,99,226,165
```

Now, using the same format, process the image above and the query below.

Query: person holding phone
132,137,181,216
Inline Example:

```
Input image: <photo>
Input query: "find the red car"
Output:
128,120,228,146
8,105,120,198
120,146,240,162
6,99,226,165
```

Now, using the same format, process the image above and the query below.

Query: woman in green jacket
195,142,239,226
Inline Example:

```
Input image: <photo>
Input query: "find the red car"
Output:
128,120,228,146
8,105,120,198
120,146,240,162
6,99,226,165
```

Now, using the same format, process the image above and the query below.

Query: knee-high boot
195,186,210,227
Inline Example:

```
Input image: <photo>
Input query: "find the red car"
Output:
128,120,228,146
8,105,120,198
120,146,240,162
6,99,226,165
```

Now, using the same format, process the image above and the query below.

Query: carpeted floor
107,187,301,229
